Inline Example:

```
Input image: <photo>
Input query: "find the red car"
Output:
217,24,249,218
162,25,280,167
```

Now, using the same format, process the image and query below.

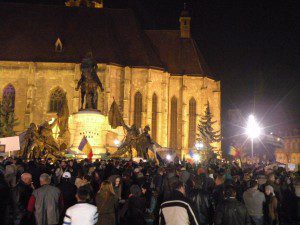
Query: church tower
179,3,191,38
65,0,103,8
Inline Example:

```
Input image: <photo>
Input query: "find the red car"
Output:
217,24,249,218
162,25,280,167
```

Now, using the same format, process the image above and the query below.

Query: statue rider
76,52,104,109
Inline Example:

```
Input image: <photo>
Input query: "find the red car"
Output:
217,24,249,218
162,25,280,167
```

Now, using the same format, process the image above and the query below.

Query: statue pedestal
68,110,124,158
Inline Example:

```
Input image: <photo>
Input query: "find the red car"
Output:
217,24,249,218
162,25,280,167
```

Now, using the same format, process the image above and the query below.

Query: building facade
275,128,300,164
0,3,221,157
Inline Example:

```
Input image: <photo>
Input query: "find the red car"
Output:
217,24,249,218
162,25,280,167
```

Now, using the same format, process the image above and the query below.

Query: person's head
114,177,121,187
268,173,275,183
62,172,71,182
224,185,236,198
68,160,74,167
141,183,150,195
158,167,164,175
99,180,115,195
0,156,4,163
130,184,141,197
40,173,51,186
172,180,185,196
265,185,275,196
21,173,32,185
76,187,90,202
250,180,258,189
61,161,67,168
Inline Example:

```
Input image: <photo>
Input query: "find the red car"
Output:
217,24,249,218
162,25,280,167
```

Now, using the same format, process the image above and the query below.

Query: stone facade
0,61,221,157
275,134,300,164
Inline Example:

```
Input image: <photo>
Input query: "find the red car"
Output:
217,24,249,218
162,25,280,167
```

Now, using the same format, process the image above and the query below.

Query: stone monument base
68,110,124,158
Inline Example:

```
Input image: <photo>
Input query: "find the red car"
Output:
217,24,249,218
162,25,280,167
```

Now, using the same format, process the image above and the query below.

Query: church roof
0,3,211,76
146,30,211,76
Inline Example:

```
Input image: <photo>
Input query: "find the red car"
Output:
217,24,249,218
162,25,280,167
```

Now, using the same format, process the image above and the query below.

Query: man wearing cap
57,172,77,214
27,173,63,225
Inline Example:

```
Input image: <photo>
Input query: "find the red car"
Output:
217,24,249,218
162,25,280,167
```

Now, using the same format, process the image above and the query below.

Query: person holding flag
78,136,93,161
229,146,240,158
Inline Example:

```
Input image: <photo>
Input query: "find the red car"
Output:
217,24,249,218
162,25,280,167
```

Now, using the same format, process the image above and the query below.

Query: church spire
65,0,103,8
179,3,191,38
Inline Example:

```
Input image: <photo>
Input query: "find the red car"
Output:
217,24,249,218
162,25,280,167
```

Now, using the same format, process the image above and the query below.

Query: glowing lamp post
246,115,261,158
193,154,201,164
166,154,172,161
195,141,204,151
114,139,121,147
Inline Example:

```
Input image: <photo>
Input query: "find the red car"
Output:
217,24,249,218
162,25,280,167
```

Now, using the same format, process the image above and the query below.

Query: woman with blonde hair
96,180,118,225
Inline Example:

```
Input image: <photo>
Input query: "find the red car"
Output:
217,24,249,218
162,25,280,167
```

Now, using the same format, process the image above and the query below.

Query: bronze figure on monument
76,52,104,110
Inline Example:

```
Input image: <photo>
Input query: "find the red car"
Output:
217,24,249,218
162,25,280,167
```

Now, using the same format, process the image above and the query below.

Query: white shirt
63,202,98,225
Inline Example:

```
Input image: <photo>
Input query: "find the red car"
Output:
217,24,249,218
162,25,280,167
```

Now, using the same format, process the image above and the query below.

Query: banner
0,136,20,152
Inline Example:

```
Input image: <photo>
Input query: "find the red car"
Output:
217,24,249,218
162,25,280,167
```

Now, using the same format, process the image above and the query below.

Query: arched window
170,96,178,149
151,93,158,141
134,92,142,128
188,98,197,148
2,84,15,111
49,87,65,113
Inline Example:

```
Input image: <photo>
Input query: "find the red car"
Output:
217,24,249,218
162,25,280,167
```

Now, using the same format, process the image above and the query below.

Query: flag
108,100,124,129
229,146,240,157
78,136,93,161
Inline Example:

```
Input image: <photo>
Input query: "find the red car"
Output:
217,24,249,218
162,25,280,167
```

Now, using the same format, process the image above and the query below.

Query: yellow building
0,3,221,157
275,129,300,164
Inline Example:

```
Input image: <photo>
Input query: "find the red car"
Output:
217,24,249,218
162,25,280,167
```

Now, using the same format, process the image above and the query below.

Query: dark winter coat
126,195,146,225
214,197,251,225
189,188,213,224
57,179,77,210
96,191,118,225
13,181,33,216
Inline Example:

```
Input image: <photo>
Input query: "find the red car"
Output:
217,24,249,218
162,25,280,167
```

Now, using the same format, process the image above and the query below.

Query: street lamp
195,141,204,151
193,154,201,164
166,154,172,161
246,114,261,158
114,139,121,147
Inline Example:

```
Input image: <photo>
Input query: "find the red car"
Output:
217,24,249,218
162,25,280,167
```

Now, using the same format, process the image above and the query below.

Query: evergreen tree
197,101,221,152
0,98,18,137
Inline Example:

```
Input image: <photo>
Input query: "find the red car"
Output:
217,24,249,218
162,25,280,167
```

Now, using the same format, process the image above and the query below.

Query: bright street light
166,154,172,161
193,154,200,163
246,114,261,158
195,141,204,150
114,139,121,147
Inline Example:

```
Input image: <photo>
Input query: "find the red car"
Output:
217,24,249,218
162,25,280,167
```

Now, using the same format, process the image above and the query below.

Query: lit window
134,92,142,128
170,96,178,150
55,38,63,52
49,87,65,113
151,93,158,141
2,84,15,111
188,98,196,148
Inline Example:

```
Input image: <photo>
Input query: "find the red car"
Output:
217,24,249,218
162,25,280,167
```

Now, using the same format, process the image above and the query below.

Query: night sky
1,0,299,132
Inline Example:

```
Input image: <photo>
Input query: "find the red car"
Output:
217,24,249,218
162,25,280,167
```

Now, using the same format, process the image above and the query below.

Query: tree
0,97,18,137
197,101,221,152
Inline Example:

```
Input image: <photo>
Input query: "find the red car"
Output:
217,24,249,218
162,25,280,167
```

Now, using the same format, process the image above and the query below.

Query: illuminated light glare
166,154,172,161
195,142,204,150
49,117,55,124
193,154,200,162
246,115,261,139
114,139,121,147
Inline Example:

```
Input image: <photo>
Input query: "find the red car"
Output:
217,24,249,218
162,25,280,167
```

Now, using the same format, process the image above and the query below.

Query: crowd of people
0,155,299,225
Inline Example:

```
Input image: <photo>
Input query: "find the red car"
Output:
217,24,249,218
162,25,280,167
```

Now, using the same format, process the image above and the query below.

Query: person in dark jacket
57,171,77,222
125,184,146,225
0,172,11,225
189,175,213,225
214,185,251,225
13,173,34,225
96,180,118,225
